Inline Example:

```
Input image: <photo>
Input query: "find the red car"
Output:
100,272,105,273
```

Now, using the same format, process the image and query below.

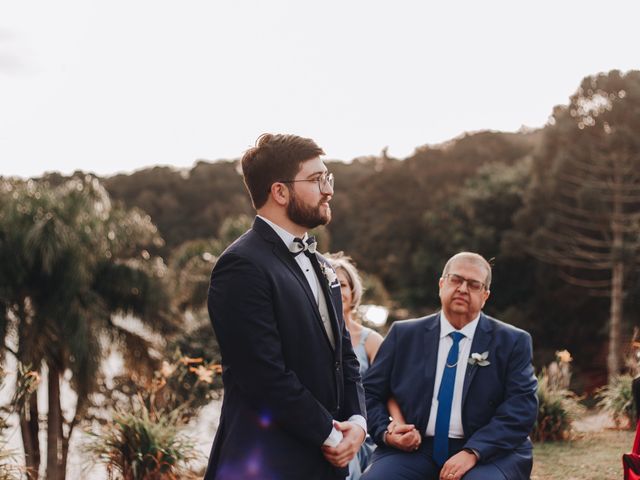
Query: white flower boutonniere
320,263,339,287
468,351,490,367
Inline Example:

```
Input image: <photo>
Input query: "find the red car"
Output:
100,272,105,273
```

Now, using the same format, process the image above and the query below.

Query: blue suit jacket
204,217,366,480
364,313,537,479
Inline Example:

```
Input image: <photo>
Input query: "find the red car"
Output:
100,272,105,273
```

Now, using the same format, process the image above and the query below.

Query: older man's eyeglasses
279,172,334,194
444,273,486,292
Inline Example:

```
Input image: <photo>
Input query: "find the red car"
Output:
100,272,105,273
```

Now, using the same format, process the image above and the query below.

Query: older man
362,252,537,480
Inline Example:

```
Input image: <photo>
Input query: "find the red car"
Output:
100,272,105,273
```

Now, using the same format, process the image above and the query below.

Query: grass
532,429,636,480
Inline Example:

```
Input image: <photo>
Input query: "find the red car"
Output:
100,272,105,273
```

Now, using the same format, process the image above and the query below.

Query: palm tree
0,176,175,479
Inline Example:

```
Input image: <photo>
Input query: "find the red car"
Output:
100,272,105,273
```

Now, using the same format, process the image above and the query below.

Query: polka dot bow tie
289,234,317,256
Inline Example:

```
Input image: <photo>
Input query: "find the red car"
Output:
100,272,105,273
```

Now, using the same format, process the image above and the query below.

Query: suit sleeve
464,331,538,461
363,323,398,446
208,253,333,446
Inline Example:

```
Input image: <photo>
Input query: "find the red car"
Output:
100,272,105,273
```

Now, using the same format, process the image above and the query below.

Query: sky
1,1,639,179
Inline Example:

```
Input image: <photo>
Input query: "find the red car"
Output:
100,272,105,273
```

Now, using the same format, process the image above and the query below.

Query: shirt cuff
323,425,343,447
463,447,480,460
348,415,368,438
322,415,367,447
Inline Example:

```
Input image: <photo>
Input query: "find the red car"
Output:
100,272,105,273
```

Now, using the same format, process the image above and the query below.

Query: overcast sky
1,1,639,178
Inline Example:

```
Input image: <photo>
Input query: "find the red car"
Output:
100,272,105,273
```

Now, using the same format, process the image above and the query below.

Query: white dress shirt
257,216,336,347
425,312,480,438
257,216,318,300
257,216,366,446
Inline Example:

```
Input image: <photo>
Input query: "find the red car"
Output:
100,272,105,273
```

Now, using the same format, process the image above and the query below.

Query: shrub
0,447,23,480
596,374,636,429
532,371,584,442
87,401,200,480
152,351,223,420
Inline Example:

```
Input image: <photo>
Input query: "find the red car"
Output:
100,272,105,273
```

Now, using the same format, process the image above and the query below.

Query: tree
326,131,538,310
0,176,174,479
102,161,253,254
515,70,640,380
418,158,534,312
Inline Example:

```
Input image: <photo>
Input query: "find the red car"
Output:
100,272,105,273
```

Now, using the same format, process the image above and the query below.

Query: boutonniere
468,351,490,367
320,263,339,287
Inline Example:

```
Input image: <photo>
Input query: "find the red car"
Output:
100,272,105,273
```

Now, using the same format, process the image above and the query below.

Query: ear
270,182,290,207
481,289,490,308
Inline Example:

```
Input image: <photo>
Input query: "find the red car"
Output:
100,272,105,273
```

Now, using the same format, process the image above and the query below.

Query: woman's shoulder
363,327,384,349
363,327,384,362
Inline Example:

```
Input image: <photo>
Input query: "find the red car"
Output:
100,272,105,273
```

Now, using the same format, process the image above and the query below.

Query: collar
256,215,306,251
439,311,480,340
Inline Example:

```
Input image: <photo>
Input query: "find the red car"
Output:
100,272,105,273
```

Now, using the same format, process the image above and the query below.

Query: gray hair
442,252,492,290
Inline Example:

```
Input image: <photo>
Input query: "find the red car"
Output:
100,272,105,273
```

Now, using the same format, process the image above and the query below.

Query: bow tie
289,234,317,256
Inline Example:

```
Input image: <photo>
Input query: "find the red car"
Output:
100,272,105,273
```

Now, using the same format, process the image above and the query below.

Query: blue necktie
433,331,465,467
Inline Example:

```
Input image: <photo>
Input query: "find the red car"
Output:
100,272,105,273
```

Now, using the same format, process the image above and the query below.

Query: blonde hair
326,252,363,313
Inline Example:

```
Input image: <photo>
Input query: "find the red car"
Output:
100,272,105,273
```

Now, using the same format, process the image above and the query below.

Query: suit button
335,361,340,370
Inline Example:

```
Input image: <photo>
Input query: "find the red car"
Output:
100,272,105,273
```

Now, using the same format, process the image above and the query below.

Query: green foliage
418,157,533,312
9,363,40,417
532,371,584,442
19,72,640,387
168,214,253,312
165,312,220,367
102,161,253,254
0,175,175,475
216,214,253,246
94,341,222,429
86,350,218,478
86,402,199,480
152,351,222,421
596,374,636,428
169,239,221,312
513,70,640,380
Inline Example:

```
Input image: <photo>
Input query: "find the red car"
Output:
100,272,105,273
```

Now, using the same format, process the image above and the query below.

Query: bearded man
204,134,366,480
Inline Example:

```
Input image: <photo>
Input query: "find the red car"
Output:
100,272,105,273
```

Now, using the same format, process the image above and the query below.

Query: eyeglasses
443,273,486,292
279,172,334,194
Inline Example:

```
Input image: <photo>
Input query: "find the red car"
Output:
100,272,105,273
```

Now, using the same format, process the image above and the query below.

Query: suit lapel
309,253,341,354
272,243,319,309
421,315,440,428
252,218,335,350
253,218,323,312
462,313,493,407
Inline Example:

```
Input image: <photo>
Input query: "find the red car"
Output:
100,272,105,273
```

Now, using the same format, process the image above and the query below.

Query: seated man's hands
321,421,366,467
438,449,477,480
384,419,422,452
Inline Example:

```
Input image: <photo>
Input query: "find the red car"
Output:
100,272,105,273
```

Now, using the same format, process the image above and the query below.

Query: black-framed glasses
443,273,486,292
279,172,334,194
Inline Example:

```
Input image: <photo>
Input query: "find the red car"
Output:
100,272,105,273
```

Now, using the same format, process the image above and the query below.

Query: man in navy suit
204,133,366,480
362,252,537,480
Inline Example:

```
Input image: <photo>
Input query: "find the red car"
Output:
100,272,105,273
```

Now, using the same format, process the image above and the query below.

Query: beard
286,191,331,229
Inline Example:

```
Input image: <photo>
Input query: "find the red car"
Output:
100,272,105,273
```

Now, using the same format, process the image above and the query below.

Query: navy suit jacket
204,217,366,480
364,313,537,479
